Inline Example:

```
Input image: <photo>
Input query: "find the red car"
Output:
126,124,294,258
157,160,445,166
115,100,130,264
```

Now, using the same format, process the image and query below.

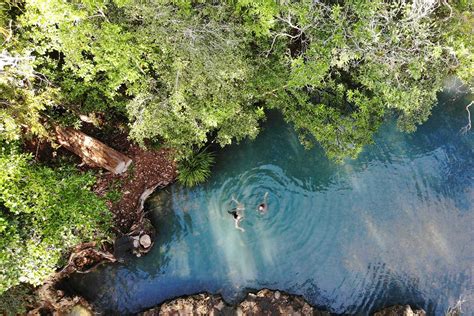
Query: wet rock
215,301,225,311
140,289,329,316
139,234,152,248
67,304,93,316
235,307,244,316
238,289,325,316
142,293,231,316
373,305,426,316
132,236,140,248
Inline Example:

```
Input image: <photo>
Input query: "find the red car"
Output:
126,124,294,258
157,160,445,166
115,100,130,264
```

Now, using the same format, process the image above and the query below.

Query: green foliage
0,284,37,315
12,1,268,158
121,2,266,157
0,144,112,294
178,150,215,187
104,179,123,203
2,0,473,162
0,49,57,142
264,0,473,160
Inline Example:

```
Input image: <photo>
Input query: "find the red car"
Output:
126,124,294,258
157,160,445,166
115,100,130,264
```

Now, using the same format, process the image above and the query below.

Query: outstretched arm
235,219,245,232
231,195,239,205
231,195,245,211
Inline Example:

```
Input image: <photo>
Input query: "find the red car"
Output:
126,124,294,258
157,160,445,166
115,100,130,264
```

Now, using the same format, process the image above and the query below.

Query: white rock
215,301,225,311
132,239,139,248
140,234,152,248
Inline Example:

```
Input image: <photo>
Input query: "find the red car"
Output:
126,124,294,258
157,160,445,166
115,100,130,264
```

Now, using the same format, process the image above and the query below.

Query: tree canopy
1,0,472,159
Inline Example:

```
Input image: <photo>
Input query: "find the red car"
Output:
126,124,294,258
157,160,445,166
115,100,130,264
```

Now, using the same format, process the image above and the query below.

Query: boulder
374,305,426,316
67,304,93,316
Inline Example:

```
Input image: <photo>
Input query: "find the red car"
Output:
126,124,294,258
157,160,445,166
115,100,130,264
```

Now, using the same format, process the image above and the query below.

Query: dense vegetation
0,144,112,292
0,0,472,306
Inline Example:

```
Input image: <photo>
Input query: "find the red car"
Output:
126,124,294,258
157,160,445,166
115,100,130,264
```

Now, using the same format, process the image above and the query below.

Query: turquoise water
71,90,473,315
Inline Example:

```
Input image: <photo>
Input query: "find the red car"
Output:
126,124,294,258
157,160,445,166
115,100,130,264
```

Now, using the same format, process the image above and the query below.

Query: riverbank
139,289,427,316
62,289,429,315
12,126,178,314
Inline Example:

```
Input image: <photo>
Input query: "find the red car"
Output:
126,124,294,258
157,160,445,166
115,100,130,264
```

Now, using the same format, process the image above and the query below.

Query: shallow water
71,90,473,315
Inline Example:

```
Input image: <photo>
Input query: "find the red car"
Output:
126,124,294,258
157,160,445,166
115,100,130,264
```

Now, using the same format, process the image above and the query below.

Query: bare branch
460,101,473,134
445,295,467,316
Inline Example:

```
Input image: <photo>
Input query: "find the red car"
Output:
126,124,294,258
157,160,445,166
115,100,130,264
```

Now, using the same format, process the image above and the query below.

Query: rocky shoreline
137,289,426,316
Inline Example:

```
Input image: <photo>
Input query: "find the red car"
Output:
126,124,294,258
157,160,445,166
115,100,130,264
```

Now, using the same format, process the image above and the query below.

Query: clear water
71,90,474,315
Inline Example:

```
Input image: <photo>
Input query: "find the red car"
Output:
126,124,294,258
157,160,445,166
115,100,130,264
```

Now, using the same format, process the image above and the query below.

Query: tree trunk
55,126,132,174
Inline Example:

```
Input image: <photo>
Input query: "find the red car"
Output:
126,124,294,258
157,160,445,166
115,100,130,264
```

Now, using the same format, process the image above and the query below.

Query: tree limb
460,101,472,134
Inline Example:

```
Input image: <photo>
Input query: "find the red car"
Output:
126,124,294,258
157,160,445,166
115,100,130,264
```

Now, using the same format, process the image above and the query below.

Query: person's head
258,204,265,211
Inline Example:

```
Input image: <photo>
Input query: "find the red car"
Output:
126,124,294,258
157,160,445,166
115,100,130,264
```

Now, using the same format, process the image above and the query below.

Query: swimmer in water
228,195,245,232
227,209,245,232
257,192,269,214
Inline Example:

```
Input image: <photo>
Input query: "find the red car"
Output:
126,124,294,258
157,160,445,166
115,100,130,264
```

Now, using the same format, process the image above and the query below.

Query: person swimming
257,192,269,214
227,209,245,232
228,195,245,232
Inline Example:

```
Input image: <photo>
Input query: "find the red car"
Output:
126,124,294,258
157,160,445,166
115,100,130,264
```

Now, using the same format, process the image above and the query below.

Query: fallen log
55,126,132,174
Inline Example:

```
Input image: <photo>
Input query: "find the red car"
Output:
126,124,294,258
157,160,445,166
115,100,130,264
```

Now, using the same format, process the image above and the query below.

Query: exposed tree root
28,242,116,315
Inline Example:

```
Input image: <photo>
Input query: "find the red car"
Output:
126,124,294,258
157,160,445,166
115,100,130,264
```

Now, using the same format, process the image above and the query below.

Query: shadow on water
69,90,473,315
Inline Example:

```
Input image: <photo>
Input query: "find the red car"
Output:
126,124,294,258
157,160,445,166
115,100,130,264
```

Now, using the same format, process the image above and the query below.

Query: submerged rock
374,304,426,316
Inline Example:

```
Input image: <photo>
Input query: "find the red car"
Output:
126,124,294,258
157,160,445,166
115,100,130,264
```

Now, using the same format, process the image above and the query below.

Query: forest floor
91,131,177,233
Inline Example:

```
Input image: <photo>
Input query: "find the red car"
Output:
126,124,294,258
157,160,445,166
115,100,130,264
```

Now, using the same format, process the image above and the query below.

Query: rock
239,289,317,316
139,289,329,316
67,304,93,316
139,234,152,248
374,305,426,316
132,237,139,248
145,293,229,316
235,307,244,316
215,301,225,311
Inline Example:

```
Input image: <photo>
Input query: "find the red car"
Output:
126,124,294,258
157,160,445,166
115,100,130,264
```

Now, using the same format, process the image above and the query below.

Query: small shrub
105,179,123,203
177,151,215,187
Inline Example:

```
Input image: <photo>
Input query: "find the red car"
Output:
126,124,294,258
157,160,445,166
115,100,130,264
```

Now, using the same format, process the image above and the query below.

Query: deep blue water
71,89,473,315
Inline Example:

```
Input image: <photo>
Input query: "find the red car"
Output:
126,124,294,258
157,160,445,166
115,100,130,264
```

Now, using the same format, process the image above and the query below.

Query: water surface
71,91,473,315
